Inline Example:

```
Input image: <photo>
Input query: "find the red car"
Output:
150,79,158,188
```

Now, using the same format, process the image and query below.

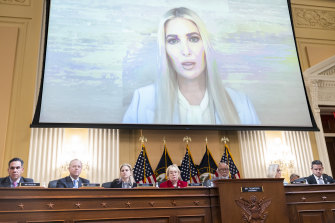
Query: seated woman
266,164,281,178
159,164,187,188
266,163,288,184
105,163,137,188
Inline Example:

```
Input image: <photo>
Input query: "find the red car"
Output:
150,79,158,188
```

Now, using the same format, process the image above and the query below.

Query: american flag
220,144,240,179
133,145,156,184
180,145,200,183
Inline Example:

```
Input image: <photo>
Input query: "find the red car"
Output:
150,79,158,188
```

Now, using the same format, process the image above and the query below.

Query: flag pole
143,145,146,183
205,137,212,180
139,134,147,183
221,137,231,178
183,136,192,183
163,137,167,180
188,146,192,183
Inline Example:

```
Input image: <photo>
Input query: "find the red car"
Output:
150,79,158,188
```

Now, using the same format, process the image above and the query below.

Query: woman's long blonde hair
266,164,280,178
155,7,240,124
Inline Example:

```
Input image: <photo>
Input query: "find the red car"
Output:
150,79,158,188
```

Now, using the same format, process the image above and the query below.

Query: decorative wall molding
318,66,335,77
0,0,30,6
318,81,335,88
293,7,335,30
303,55,335,175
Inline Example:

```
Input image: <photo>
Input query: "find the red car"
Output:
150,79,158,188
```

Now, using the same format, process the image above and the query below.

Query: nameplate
137,183,153,187
188,183,203,186
20,182,40,187
241,186,263,192
82,183,100,187
291,180,305,184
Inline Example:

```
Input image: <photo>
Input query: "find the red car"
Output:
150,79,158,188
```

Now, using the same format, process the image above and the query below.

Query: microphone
323,175,328,184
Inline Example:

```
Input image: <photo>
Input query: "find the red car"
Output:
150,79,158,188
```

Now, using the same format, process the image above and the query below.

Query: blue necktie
318,177,324,185
73,179,79,188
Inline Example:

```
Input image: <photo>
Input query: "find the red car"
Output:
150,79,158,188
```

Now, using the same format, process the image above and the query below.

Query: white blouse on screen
177,89,211,124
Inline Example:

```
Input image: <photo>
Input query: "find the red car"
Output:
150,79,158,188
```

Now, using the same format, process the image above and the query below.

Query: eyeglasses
218,168,229,171
9,166,22,170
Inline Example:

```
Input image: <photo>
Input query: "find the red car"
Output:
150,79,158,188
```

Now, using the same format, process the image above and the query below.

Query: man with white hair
56,159,90,188
204,162,231,187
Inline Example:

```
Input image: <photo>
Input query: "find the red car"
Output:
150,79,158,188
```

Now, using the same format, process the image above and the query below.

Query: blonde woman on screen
123,7,260,125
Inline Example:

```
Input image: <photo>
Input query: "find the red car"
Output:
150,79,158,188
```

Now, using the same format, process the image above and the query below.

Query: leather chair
48,179,58,188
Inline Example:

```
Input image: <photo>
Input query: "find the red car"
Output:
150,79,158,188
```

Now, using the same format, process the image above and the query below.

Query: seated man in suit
306,160,335,184
0,157,33,187
56,159,89,188
204,162,230,187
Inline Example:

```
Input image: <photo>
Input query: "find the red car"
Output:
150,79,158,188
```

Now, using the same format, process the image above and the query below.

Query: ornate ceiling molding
293,7,335,30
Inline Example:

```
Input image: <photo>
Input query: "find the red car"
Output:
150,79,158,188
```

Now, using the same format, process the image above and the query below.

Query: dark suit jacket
306,174,335,184
103,179,137,188
0,176,34,187
56,176,89,188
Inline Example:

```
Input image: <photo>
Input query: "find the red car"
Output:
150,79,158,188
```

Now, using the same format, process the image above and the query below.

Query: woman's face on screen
165,18,206,81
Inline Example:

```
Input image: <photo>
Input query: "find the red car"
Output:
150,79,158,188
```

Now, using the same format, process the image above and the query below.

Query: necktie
318,177,324,185
13,182,18,188
73,179,79,188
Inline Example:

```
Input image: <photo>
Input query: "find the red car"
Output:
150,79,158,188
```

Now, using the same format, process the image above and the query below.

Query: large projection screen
32,0,317,130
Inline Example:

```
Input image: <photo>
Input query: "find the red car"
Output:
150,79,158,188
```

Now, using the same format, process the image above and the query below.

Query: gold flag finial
139,135,147,143
183,136,192,144
221,137,229,144
163,137,166,145
205,137,208,144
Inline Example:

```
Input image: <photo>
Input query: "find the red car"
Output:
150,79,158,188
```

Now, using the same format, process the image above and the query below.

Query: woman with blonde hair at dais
159,164,187,188
123,7,260,125
103,163,137,188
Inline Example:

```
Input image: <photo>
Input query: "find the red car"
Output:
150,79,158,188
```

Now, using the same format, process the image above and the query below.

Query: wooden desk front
1,181,335,223
285,184,335,223
0,187,220,223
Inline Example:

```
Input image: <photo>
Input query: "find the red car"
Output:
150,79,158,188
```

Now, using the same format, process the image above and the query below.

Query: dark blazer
103,179,137,188
0,176,34,187
306,174,335,184
56,176,89,188
159,180,187,188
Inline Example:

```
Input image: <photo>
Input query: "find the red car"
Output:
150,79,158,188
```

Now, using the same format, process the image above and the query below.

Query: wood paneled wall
0,0,44,176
